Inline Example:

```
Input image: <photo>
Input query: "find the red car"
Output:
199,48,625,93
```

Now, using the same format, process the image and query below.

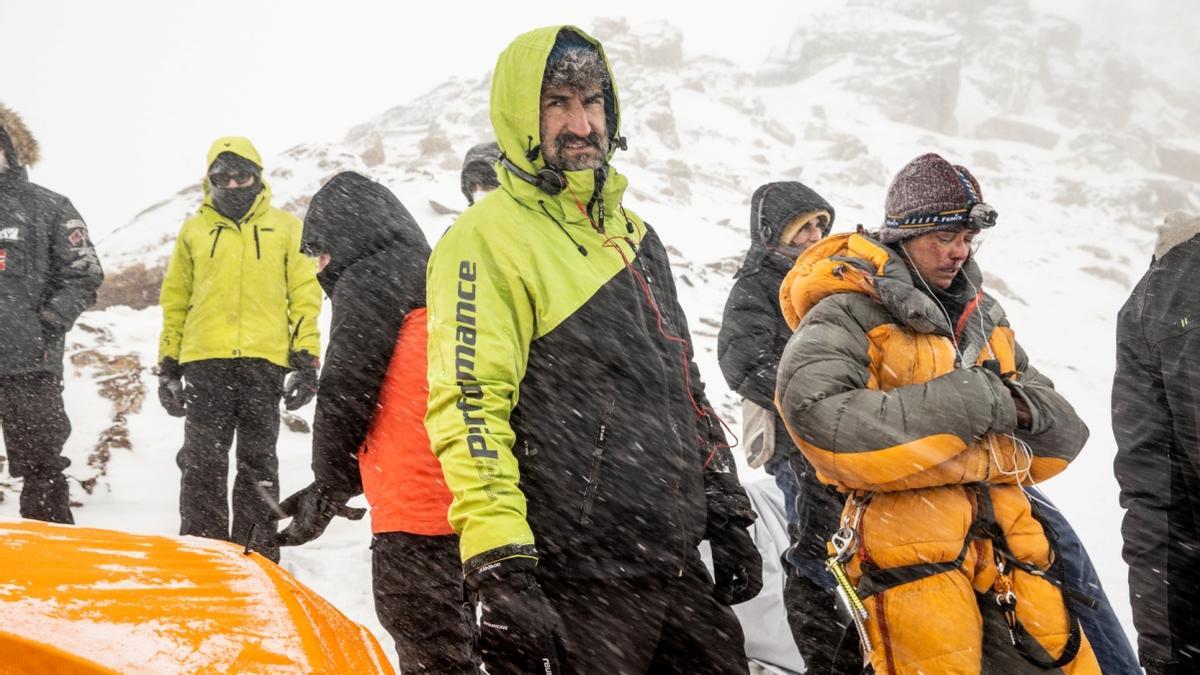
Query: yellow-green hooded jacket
425,26,753,582
158,137,320,367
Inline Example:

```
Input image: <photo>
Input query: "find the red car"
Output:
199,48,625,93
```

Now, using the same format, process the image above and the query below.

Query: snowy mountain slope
5,1,1198,664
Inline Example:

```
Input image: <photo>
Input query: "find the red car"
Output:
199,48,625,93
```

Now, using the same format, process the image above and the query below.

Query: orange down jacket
774,233,1099,674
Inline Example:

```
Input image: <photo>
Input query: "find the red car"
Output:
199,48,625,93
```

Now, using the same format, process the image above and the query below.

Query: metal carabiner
831,527,857,562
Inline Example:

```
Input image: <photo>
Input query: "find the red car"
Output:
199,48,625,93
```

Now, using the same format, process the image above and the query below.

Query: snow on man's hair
543,47,609,93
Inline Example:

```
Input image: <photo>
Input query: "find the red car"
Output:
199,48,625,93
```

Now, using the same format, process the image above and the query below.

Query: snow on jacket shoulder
157,157,320,368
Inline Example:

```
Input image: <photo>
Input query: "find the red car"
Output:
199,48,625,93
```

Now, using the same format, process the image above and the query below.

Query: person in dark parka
0,103,103,524
274,171,477,673
1113,211,1200,675
717,181,858,674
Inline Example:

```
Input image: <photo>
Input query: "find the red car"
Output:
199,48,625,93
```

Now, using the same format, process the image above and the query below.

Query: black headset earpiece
500,154,565,196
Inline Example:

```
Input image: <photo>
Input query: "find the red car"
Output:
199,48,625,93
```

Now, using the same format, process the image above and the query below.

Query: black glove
710,523,764,605
157,357,187,418
473,562,567,674
283,351,320,410
40,308,70,335
273,481,365,546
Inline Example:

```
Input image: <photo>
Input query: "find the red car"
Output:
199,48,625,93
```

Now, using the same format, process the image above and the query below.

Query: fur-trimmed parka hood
0,104,39,170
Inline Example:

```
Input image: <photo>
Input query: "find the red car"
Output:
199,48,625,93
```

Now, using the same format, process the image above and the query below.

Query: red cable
565,188,738,467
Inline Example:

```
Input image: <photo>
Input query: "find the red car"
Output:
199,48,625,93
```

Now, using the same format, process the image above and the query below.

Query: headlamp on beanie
884,201,998,231
877,153,998,245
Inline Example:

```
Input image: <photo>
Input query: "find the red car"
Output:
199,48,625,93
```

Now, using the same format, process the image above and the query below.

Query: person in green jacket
157,137,322,562
426,26,760,674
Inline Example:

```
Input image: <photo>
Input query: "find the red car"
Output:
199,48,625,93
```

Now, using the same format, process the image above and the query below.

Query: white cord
899,242,963,363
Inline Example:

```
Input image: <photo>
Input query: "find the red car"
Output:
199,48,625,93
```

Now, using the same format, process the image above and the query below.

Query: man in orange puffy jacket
775,153,1099,674
274,172,476,673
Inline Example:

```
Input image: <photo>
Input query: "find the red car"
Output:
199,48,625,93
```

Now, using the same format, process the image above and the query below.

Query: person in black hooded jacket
0,103,103,524
274,172,477,673
717,181,859,674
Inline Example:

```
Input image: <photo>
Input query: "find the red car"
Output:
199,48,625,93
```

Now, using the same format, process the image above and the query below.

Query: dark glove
710,523,764,605
273,481,365,546
40,308,70,335
157,357,187,418
473,561,567,674
283,351,320,411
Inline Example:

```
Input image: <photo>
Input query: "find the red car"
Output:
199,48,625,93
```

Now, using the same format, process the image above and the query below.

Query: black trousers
0,371,73,523
177,358,284,562
533,553,749,675
372,532,479,673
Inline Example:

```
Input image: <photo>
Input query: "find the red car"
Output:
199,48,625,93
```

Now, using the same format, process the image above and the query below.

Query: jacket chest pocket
251,226,286,266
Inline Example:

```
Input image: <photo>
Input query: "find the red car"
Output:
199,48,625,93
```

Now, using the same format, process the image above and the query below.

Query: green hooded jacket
158,137,321,368
425,26,753,580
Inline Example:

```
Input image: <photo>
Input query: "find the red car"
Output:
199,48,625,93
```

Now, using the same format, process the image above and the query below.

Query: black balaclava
209,152,263,222
461,141,501,205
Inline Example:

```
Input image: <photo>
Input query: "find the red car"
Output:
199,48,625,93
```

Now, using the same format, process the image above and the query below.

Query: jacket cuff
1003,378,1046,434
1141,655,1188,675
463,544,539,590
703,475,758,537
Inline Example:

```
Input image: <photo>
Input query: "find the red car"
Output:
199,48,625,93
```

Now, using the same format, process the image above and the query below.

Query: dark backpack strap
855,485,988,599
856,535,972,599
996,546,1084,669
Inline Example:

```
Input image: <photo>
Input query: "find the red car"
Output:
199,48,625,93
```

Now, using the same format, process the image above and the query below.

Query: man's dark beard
545,131,608,171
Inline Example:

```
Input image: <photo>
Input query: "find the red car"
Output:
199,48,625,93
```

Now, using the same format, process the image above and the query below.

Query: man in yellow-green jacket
426,27,759,674
157,137,321,562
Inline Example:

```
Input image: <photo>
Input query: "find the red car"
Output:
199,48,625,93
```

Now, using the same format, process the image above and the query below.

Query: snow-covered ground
3,3,1198,668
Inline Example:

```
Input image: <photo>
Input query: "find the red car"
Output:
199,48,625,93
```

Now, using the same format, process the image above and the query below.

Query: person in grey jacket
0,103,103,523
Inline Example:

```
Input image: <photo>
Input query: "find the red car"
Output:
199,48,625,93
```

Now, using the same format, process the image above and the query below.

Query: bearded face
539,84,609,172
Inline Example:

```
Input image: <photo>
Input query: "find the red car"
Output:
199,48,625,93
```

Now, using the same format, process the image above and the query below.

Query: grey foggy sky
2,0,1189,238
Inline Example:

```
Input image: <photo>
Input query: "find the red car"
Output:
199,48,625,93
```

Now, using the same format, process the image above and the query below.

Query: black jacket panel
511,225,752,581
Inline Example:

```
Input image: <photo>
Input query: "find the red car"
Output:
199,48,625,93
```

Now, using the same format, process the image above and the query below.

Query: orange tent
0,520,393,674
